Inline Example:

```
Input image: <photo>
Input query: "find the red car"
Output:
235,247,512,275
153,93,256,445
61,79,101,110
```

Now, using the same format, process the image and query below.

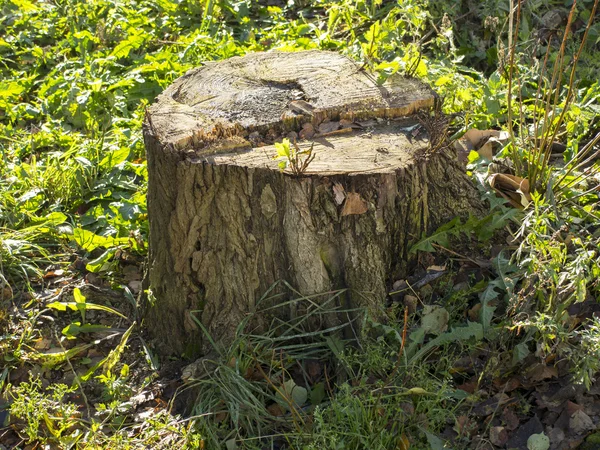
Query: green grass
2,0,600,448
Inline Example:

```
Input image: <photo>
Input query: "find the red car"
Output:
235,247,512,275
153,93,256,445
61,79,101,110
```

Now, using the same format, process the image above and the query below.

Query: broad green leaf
86,248,116,273
110,33,147,59
62,322,113,337
71,228,129,252
277,379,308,409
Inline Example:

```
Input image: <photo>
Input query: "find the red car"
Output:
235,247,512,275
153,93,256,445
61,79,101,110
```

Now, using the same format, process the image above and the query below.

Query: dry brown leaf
468,303,482,321
332,183,346,205
341,192,368,216
456,379,478,394
306,360,322,380
463,129,509,147
490,426,508,447
318,121,339,134
489,173,532,209
34,337,52,351
299,122,315,140
526,363,558,383
502,407,520,431
455,129,509,161
569,410,594,434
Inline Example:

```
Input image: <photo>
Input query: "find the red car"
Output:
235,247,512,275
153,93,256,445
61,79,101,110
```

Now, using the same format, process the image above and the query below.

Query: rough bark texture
144,50,484,357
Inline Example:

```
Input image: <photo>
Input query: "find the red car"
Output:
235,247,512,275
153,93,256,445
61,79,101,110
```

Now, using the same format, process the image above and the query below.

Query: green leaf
310,382,326,405
425,431,449,450
479,283,499,331
47,301,126,319
277,379,308,409
410,322,484,364
86,248,116,273
71,228,129,252
81,322,135,382
110,33,146,59
410,217,462,253
73,287,87,322
274,139,291,158
62,322,113,337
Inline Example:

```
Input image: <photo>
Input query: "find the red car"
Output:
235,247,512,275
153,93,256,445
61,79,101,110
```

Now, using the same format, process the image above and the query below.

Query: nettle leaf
512,341,530,365
479,283,499,331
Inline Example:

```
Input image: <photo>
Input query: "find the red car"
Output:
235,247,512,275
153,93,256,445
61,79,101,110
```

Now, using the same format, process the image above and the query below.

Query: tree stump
143,50,483,357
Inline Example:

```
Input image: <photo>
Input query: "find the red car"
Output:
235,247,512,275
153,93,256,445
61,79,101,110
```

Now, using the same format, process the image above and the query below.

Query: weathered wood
144,50,483,357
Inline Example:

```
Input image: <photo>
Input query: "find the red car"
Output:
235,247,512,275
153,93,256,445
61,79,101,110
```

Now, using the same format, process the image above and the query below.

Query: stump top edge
145,50,435,152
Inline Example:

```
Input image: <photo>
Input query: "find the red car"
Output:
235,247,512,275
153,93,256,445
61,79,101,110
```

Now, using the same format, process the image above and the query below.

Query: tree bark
143,50,483,357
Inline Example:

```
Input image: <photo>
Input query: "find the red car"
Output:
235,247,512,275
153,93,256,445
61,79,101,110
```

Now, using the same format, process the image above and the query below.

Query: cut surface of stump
144,50,483,357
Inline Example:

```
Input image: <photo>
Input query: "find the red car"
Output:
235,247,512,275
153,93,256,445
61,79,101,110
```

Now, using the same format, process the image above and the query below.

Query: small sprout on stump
274,138,315,176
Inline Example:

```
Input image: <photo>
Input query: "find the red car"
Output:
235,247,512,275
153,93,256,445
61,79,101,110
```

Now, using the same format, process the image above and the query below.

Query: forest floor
2,1,600,449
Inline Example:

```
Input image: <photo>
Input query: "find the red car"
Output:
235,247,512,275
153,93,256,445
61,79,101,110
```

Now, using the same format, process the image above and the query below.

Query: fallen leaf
341,192,368,216
33,337,52,350
526,364,558,383
489,173,532,209
569,410,595,434
472,393,511,417
492,376,521,392
527,433,550,450
565,401,584,416
546,427,565,448
44,269,65,279
468,303,482,321
299,122,315,140
456,379,478,394
277,379,308,408
490,426,508,447
421,305,449,335
333,183,346,205
455,415,477,437
502,407,520,431
455,129,509,161
318,121,339,134
306,359,322,380
505,416,544,450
